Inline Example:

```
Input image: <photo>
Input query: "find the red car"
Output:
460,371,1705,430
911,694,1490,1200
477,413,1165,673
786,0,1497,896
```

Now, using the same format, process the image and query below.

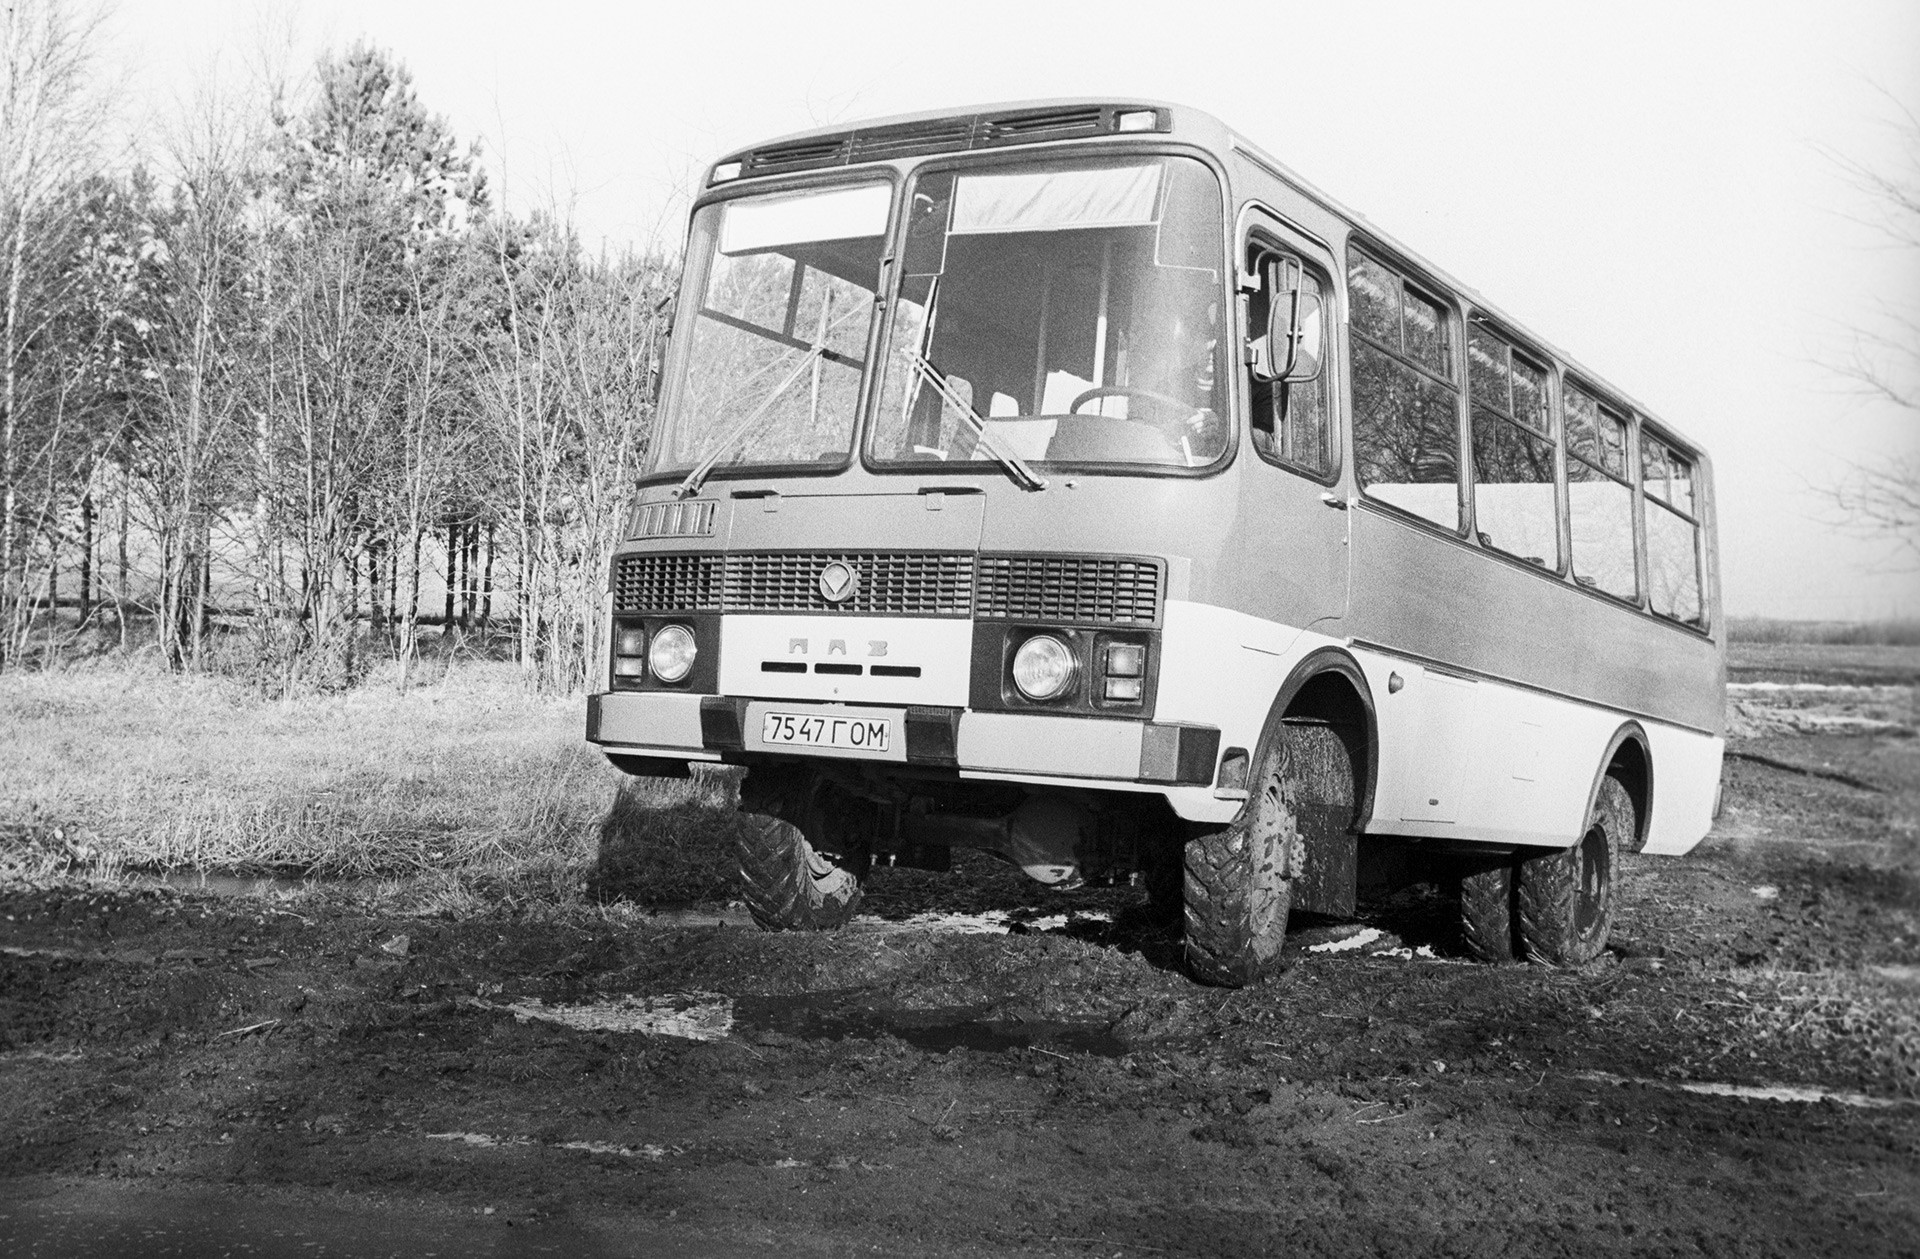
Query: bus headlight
648,624,697,683
1012,634,1076,701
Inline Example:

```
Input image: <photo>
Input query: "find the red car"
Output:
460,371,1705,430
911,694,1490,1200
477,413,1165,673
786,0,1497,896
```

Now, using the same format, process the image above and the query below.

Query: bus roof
709,97,1706,460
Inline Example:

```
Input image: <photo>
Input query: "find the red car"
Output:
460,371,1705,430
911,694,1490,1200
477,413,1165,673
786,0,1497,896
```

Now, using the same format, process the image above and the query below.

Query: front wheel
734,767,870,931
1516,775,1631,965
1181,737,1302,987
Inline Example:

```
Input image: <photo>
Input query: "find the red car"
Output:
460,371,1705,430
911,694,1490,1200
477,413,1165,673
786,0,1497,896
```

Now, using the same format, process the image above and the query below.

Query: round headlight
1011,634,1076,701
647,624,697,683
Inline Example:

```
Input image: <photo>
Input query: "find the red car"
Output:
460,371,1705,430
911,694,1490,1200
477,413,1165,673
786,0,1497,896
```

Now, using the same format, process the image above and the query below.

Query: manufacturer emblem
818,561,859,604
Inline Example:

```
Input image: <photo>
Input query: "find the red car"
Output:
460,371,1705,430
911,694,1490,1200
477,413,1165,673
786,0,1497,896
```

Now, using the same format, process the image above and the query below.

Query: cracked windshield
872,155,1227,472
650,181,890,476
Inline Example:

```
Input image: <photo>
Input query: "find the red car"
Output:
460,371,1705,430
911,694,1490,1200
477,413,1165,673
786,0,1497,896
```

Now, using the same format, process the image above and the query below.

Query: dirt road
3,668,1917,1256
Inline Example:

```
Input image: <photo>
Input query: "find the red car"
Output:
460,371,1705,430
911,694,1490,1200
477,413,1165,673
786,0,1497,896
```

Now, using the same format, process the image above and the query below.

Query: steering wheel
1069,385,1197,417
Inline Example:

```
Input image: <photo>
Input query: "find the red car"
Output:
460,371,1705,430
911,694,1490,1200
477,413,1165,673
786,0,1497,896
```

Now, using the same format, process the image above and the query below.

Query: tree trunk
115,469,129,649
442,520,457,628
479,522,495,629
460,520,477,629
78,484,93,622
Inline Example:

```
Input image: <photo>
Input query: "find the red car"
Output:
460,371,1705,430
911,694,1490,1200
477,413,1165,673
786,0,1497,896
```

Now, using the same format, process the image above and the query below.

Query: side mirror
1259,289,1324,385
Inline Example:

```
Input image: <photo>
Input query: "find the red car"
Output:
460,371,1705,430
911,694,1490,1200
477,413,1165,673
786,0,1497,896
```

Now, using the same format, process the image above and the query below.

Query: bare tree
139,84,263,671
0,0,108,668
1825,99,1920,558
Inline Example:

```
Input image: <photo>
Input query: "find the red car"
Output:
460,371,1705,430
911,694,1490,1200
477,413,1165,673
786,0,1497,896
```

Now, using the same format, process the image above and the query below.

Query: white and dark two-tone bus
588,100,1724,986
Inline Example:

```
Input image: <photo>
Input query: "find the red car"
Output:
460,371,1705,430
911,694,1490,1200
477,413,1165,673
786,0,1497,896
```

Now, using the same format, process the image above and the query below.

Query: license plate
760,710,893,753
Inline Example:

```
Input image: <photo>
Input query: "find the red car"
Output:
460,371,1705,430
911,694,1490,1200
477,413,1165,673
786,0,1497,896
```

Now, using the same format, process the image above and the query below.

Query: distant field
1728,640,1920,686
1726,616,1920,646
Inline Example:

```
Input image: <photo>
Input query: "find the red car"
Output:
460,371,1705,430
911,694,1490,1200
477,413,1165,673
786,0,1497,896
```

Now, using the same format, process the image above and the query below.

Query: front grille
613,553,724,612
974,555,1162,626
727,552,974,616
614,550,1163,625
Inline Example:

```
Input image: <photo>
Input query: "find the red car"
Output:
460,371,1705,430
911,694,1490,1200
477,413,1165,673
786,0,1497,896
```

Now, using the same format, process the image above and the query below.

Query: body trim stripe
1347,637,1717,738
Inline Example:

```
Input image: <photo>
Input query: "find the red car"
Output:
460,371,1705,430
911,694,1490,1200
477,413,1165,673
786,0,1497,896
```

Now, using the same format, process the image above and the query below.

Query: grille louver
726,552,975,616
974,555,1162,626
613,553,724,612
744,136,851,176
979,108,1105,144
849,119,975,162
613,550,1163,626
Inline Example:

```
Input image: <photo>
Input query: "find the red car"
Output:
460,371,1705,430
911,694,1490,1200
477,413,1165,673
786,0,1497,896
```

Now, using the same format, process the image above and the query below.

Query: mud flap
1284,718,1360,918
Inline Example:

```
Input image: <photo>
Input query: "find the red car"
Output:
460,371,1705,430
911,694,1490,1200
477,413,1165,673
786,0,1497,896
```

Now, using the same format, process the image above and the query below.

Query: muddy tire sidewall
1182,740,1298,987
1458,862,1518,963
1517,775,1630,966
734,767,866,931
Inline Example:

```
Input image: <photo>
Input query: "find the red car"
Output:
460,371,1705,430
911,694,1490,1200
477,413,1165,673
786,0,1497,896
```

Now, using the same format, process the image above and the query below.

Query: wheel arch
1591,721,1652,852
1254,646,1379,830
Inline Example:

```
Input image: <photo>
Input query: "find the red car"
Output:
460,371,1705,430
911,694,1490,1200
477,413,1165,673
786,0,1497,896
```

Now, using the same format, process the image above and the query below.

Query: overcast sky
113,0,1920,620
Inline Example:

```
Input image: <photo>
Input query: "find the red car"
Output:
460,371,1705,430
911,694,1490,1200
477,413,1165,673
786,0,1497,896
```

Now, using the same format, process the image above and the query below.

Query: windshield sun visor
719,183,892,255
949,165,1162,235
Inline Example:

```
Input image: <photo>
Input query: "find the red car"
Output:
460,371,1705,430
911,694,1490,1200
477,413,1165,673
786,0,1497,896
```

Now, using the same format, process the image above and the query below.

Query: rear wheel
735,766,871,931
1458,861,1518,963
1516,774,1631,965
1182,736,1301,987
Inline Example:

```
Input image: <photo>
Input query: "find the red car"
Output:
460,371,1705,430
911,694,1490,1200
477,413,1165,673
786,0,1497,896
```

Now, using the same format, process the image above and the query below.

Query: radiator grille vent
726,552,975,616
974,554,1162,626
613,553,724,612
613,550,1164,625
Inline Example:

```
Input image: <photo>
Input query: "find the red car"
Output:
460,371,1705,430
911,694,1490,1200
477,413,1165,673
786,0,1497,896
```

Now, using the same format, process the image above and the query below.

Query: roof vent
716,105,1171,183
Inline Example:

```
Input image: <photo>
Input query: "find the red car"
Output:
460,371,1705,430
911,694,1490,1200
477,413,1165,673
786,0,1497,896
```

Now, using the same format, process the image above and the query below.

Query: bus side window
1248,251,1331,476
1348,250,1462,530
1467,323,1560,570
1564,383,1638,601
1642,432,1705,625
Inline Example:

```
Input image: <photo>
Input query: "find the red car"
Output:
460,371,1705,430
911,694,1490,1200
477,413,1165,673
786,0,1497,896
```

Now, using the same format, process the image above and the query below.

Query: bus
587,99,1724,987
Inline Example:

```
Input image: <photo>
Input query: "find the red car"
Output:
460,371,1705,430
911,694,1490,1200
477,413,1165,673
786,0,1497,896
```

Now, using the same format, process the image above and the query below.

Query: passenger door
1236,212,1348,637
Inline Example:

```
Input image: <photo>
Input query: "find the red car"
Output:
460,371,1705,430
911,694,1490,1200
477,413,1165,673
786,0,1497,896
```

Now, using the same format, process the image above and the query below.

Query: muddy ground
3,649,1918,1257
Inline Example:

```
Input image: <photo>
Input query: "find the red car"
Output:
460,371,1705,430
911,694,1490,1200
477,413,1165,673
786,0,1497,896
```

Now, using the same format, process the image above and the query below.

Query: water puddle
851,909,1113,937
734,990,1128,1058
1307,927,1384,954
1577,1071,1920,1110
425,1131,677,1159
459,992,734,1041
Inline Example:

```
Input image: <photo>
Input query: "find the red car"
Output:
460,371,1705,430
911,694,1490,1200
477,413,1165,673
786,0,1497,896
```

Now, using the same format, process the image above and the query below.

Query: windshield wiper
674,298,872,499
673,343,826,499
909,352,1048,492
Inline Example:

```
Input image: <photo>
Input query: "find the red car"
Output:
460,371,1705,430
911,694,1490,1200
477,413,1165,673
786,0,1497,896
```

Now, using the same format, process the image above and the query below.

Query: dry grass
0,661,721,898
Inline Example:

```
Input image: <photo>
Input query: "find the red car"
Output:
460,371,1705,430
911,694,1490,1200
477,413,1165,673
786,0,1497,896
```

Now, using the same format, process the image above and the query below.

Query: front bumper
586,691,1219,787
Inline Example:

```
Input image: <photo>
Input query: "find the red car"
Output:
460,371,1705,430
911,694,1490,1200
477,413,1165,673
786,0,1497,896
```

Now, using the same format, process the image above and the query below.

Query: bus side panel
1151,599,1344,763
1348,508,1724,735
1352,649,1618,847
1640,724,1724,856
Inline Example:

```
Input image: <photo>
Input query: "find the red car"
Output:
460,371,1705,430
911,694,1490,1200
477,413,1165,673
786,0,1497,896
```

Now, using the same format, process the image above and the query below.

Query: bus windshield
649,181,890,479
871,155,1228,473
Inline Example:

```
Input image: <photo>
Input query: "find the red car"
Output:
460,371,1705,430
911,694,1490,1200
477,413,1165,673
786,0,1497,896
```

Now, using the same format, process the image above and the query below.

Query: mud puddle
734,990,1129,1057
